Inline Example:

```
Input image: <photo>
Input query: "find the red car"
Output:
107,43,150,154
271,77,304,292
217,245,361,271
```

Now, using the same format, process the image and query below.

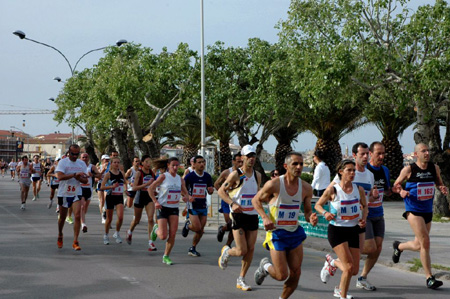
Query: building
0,130,31,162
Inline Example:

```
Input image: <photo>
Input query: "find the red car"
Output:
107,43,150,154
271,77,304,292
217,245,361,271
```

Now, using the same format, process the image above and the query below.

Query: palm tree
273,125,301,171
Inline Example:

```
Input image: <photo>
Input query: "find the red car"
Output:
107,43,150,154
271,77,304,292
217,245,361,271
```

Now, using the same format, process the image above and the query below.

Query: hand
112,182,119,189
207,186,214,194
188,196,195,203
324,212,335,221
400,189,410,198
438,185,449,195
262,218,275,231
358,218,366,228
392,183,402,194
231,203,243,213
155,201,162,209
309,212,318,227
371,186,379,202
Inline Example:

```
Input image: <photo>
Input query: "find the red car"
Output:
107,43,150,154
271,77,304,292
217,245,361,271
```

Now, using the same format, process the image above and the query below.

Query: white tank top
127,167,138,191
31,162,41,177
268,175,302,232
81,164,93,189
19,164,31,182
330,183,361,227
229,169,258,215
158,172,182,208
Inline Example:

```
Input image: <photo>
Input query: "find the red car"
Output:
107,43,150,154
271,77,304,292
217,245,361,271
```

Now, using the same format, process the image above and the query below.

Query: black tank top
408,162,436,183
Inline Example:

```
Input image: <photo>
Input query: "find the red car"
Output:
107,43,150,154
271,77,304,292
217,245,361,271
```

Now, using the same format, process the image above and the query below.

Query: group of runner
10,141,447,298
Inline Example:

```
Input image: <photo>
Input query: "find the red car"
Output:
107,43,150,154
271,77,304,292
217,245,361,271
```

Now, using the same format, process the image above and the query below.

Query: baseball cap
241,145,256,156
101,154,110,160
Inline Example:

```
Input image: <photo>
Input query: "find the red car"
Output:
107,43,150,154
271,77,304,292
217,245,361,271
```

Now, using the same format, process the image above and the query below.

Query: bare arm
302,181,317,226
214,169,230,191
252,179,277,231
358,186,367,228
393,165,412,198
218,170,242,213
435,164,449,195
314,185,335,222
149,174,166,209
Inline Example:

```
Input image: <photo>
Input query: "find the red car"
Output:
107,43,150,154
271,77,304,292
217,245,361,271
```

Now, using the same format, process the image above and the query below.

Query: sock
128,230,132,235
116,231,120,235
263,263,272,273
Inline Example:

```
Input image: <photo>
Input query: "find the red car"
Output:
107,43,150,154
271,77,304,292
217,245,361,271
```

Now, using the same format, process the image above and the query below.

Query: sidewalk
207,194,450,281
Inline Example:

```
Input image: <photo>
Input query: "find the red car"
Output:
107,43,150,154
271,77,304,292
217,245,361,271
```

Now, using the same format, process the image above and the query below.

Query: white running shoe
113,232,122,244
333,286,353,299
218,245,230,270
103,234,110,245
148,242,157,252
236,277,252,291
320,261,331,283
356,277,376,291
101,217,106,224
20,203,26,210
32,196,36,201
254,257,270,285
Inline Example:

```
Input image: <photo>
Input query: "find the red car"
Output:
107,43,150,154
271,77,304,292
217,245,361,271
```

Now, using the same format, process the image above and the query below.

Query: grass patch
407,258,450,272
407,258,422,272
432,214,450,223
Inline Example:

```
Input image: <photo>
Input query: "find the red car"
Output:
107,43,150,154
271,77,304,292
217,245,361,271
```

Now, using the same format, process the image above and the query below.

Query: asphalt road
0,176,449,299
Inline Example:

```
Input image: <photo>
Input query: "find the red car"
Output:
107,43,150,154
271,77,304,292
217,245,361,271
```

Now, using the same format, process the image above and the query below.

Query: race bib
112,183,124,195
368,189,384,208
276,204,300,226
239,194,255,212
65,185,77,196
417,182,435,201
192,183,207,199
20,170,29,178
340,198,360,220
167,189,181,204
142,175,152,191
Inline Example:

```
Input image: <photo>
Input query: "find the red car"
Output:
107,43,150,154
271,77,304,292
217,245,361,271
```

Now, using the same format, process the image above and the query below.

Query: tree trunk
315,137,341,177
381,136,403,179
111,127,132,171
275,142,293,171
126,105,149,157
219,140,232,172
183,145,198,166
85,128,99,165
147,139,160,159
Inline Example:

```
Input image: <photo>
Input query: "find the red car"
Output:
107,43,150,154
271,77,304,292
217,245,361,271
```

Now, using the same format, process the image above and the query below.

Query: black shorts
32,177,41,182
127,190,136,198
78,188,92,200
157,206,179,219
403,211,433,224
134,191,152,209
328,224,360,249
105,195,123,210
231,213,259,231
51,184,59,190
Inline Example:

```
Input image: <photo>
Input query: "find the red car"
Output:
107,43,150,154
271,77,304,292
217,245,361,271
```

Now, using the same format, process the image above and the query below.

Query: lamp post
13,30,127,144
200,0,206,157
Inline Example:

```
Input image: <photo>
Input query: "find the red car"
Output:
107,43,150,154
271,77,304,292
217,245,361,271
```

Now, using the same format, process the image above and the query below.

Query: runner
252,152,318,299
315,159,368,299
126,155,157,251
270,169,280,180
0,159,6,177
124,157,140,208
79,153,101,233
9,158,17,181
149,157,189,265
356,141,391,291
97,154,110,224
55,144,88,250
47,158,61,209
31,155,43,201
392,143,448,289
214,153,243,246
44,157,52,186
217,145,261,291
100,156,127,245
181,155,214,257
17,155,34,210
181,156,195,217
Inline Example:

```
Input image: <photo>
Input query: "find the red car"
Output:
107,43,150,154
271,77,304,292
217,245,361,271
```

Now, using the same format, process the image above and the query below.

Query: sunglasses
70,152,80,156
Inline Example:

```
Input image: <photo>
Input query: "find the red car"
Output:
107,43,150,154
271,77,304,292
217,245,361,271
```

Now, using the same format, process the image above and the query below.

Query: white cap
101,154,110,160
241,144,256,156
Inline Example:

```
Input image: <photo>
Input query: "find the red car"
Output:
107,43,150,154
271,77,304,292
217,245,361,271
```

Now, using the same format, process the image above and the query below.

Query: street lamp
14,30,128,144
13,30,127,76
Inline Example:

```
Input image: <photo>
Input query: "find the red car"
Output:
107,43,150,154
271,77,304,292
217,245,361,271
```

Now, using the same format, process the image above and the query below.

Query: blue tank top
404,162,436,213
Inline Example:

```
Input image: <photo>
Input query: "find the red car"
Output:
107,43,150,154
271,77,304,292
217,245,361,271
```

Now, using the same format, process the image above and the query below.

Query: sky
0,0,436,154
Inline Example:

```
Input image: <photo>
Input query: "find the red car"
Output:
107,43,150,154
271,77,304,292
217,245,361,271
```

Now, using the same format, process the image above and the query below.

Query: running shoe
101,217,106,224
333,286,353,299
82,224,88,233
426,275,443,289
181,219,190,238
72,241,81,251
32,196,36,201
218,245,230,270
162,255,173,265
151,224,158,242
103,234,110,245
47,200,53,209
326,254,337,275
126,230,132,245
392,241,402,263
320,261,331,283
56,206,59,213
148,242,157,252
356,276,376,291
254,257,270,285
217,225,225,242
102,211,107,221
188,247,201,257
20,203,26,210
57,236,63,248
113,232,122,244
236,277,252,291
66,216,74,224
